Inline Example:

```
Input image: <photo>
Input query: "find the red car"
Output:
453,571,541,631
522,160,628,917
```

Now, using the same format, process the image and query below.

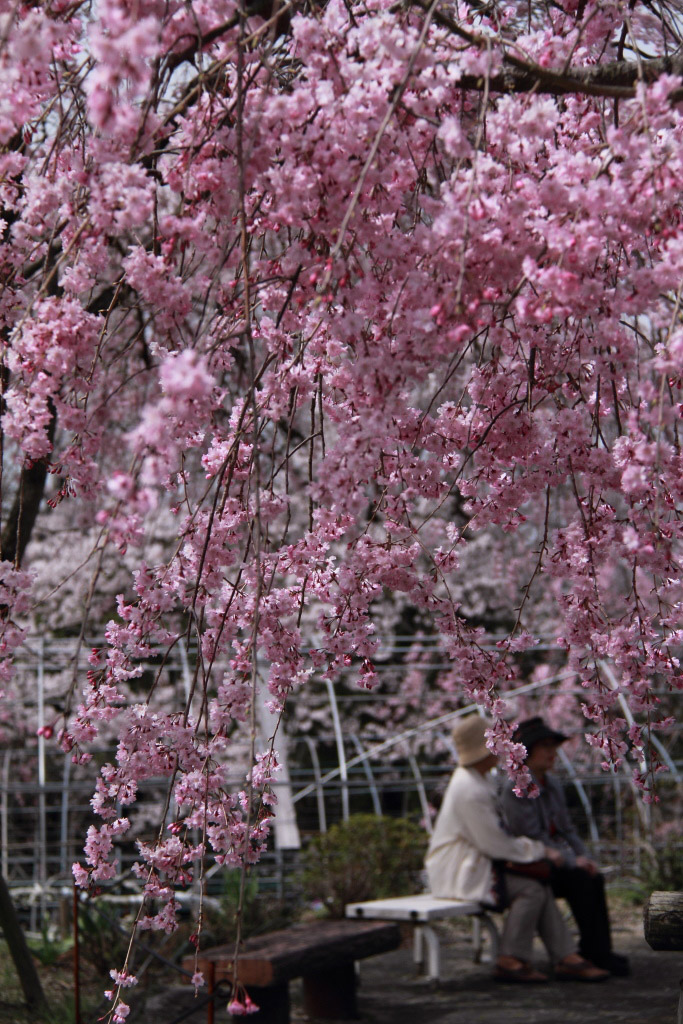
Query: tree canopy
0,0,682,1013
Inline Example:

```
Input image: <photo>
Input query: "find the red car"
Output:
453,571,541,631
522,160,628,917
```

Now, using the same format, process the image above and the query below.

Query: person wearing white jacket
425,715,609,983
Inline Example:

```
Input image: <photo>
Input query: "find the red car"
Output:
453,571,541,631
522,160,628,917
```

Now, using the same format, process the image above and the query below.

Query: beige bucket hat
452,714,491,767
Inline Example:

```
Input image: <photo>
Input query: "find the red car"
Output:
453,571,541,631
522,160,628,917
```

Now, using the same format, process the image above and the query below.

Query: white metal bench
345,893,500,981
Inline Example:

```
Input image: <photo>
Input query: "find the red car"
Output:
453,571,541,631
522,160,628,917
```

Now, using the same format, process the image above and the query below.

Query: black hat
513,716,568,755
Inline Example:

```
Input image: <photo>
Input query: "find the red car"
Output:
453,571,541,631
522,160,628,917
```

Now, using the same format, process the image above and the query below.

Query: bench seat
183,918,401,1022
345,893,500,980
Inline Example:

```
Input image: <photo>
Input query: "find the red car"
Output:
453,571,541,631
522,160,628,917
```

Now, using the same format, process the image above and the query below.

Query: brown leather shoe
555,957,610,982
495,960,549,983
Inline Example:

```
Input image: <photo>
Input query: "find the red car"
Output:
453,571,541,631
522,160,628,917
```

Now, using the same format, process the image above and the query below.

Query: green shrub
199,869,296,947
302,814,427,918
641,836,683,892
76,900,131,975
27,925,73,967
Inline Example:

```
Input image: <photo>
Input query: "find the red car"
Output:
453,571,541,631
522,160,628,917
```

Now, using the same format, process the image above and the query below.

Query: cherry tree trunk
644,892,683,951
0,459,50,1011
0,873,47,1009
644,891,683,1024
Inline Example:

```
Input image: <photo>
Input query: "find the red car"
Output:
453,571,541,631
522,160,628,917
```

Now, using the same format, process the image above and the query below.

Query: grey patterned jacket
499,773,588,868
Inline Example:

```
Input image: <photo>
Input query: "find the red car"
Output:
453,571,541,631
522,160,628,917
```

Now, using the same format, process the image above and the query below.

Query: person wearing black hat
499,717,630,977
426,715,609,983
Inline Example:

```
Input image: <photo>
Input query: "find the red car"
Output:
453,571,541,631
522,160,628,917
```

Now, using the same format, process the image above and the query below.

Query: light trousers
499,873,575,964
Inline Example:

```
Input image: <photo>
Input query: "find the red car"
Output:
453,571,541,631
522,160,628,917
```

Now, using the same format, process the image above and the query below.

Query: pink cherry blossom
0,0,680,983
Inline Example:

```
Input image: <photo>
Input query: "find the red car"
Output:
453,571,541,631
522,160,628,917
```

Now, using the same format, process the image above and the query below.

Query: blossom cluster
0,3,680,1004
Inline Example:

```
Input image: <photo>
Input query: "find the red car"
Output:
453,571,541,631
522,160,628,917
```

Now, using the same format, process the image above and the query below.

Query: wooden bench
345,893,500,981
183,917,401,1023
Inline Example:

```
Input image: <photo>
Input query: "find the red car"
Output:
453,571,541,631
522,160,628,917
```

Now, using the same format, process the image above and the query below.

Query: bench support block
302,961,359,1019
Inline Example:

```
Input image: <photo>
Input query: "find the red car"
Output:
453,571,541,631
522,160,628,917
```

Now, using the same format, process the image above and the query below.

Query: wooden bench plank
184,918,401,987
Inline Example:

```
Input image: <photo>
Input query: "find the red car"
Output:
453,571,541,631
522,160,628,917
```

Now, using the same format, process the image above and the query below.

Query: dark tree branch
0,874,47,1011
0,417,56,565
412,0,683,99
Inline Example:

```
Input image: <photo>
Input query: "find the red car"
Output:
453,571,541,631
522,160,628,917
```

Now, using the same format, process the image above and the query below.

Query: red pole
73,883,81,1024
207,961,215,1024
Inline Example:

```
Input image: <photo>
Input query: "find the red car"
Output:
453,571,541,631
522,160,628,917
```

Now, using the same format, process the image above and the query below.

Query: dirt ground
346,919,682,1024
1,901,680,1024
142,905,682,1024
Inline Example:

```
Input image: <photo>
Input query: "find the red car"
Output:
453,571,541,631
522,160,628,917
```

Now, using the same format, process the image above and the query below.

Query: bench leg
419,925,441,981
302,960,358,1019
472,913,499,964
472,916,482,963
413,925,440,980
414,926,424,970
230,983,289,1024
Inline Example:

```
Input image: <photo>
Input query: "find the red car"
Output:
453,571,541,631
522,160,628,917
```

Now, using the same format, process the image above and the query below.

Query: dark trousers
551,868,612,963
